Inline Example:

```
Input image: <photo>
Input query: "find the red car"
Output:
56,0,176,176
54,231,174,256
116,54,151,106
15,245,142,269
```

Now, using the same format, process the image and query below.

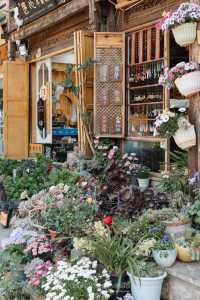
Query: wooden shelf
128,83,162,90
129,101,163,106
127,57,164,67
126,136,166,142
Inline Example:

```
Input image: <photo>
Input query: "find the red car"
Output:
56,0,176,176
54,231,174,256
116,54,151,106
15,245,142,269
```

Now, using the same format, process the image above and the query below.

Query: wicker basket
172,22,197,47
175,71,200,97
173,124,196,150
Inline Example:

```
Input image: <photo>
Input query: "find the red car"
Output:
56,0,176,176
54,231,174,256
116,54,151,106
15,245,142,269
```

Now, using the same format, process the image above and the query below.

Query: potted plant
159,3,200,47
159,62,200,97
154,108,196,150
128,260,167,300
91,230,133,297
135,167,150,190
153,233,177,268
150,208,191,239
175,228,200,262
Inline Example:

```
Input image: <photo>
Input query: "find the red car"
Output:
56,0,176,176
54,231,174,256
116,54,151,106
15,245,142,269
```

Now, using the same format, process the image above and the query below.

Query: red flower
103,216,113,226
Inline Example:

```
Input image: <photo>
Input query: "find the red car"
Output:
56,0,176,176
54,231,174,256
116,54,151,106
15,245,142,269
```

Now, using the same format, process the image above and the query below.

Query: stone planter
172,22,197,47
153,249,177,268
128,272,167,300
175,71,200,97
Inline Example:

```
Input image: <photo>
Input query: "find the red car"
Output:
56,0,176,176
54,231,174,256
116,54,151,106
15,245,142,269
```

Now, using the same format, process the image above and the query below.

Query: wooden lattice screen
94,33,125,138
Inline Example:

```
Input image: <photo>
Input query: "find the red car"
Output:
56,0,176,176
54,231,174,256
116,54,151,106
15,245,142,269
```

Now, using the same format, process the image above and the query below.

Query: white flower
178,107,186,113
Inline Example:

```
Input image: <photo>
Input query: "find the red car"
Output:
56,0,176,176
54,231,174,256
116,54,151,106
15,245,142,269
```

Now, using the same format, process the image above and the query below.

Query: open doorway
35,51,78,162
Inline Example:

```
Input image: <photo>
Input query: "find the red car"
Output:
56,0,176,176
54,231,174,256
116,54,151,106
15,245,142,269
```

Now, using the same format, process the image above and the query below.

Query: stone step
162,262,200,300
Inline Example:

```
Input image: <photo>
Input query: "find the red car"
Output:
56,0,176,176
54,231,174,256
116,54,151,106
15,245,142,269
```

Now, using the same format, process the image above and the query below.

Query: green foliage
170,151,188,170
159,168,188,193
135,167,150,179
40,196,95,237
159,115,179,138
47,169,80,186
189,199,200,225
0,159,20,177
91,230,138,290
126,216,166,247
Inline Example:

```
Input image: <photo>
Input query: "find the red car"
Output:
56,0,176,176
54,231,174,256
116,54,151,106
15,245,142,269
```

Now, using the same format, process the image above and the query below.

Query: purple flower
162,233,170,243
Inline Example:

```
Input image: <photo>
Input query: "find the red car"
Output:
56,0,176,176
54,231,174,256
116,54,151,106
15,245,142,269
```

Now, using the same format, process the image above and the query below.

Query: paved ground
0,225,11,248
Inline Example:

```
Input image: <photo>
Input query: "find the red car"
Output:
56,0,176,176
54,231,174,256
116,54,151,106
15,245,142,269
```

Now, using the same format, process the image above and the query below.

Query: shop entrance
35,51,78,162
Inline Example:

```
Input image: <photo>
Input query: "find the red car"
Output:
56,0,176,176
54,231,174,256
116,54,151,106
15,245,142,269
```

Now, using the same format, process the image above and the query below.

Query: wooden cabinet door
94,32,125,138
3,61,29,159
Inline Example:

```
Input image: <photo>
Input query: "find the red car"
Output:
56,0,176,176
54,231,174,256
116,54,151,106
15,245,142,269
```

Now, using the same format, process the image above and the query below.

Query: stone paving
0,225,11,248
162,262,200,300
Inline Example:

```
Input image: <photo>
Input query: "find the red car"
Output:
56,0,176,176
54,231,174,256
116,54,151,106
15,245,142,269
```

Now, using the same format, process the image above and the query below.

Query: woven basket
175,71,200,97
172,22,197,47
173,124,196,150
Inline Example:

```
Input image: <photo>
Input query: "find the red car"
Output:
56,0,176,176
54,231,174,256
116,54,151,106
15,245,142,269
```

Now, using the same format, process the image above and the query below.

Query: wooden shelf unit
126,24,168,140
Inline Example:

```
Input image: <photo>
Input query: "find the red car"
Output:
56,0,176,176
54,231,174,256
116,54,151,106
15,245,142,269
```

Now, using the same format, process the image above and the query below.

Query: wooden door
94,32,125,138
3,61,29,160
74,31,94,155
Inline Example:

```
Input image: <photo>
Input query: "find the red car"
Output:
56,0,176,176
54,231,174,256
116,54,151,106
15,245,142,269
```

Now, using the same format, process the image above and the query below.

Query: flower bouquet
159,61,200,97
158,2,200,46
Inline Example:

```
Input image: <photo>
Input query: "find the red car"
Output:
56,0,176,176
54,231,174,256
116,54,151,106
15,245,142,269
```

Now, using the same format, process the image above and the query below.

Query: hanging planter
175,70,200,97
154,110,196,150
159,62,200,97
173,122,196,150
158,3,200,47
172,22,197,47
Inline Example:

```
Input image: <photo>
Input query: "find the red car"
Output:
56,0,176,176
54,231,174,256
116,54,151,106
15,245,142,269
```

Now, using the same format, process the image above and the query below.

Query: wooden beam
10,0,89,40
116,0,144,10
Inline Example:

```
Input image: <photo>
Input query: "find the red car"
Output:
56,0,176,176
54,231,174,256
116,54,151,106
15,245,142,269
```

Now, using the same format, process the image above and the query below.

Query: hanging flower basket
159,62,200,97
175,70,200,97
173,123,196,150
172,22,197,47
158,3,200,47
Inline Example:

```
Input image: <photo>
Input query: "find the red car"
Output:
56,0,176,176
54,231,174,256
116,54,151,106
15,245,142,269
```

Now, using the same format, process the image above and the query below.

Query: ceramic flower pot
137,178,150,190
172,22,197,47
153,249,177,268
173,125,196,150
176,244,200,262
128,272,167,300
175,71,200,97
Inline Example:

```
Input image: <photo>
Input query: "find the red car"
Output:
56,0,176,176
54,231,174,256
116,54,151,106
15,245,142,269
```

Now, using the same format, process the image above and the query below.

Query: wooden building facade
3,0,200,172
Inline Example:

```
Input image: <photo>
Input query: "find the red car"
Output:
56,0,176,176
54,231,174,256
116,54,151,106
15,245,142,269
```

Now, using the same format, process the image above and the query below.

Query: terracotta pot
172,22,197,47
175,71,200,97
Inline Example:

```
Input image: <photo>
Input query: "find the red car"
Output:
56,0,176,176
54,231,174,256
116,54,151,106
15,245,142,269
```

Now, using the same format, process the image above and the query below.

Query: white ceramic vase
153,249,177,268
172,22,197,47
128,272,167,300
175,71,200,97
